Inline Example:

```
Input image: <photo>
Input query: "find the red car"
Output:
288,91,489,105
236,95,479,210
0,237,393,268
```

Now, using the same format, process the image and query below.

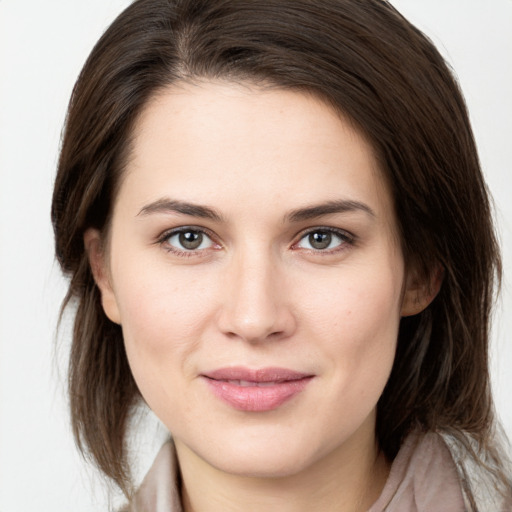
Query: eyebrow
137,198,224,222
137,197,375,224
285,199,375,223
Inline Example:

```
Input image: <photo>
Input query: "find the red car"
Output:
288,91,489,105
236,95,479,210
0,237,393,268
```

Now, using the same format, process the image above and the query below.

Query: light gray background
1,1,511,510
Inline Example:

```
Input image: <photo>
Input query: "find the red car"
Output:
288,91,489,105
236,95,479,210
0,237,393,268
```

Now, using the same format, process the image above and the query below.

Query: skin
86,81,434,511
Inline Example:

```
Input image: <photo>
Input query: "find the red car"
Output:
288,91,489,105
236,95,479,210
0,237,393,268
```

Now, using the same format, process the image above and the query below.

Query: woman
51,0,512,510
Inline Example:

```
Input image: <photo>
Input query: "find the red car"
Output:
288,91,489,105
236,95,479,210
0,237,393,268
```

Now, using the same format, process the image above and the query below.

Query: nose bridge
217,242,294,342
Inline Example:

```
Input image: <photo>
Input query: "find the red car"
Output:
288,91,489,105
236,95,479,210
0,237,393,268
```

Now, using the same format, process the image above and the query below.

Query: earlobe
83,228,121,324
401,265,444,317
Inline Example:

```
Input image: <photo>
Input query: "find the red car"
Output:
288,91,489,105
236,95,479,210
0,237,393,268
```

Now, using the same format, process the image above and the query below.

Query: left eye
165,229,214,251
296,230,348,251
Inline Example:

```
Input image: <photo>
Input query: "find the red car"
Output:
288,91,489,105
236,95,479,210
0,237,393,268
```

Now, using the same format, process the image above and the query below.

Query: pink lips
202,367,313,412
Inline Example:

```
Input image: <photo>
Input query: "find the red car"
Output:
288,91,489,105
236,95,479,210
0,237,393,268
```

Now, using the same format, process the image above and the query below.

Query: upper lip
202,367,313,383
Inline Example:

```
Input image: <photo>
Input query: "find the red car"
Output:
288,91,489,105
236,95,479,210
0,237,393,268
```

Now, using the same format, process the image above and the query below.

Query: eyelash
156,226,356,257
291,227,355,255
156,226,220,258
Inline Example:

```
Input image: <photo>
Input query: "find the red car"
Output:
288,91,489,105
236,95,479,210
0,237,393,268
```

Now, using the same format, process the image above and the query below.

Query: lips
201,367,314,412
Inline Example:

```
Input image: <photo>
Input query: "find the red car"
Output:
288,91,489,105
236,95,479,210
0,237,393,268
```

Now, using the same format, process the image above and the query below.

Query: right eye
161,228,217,253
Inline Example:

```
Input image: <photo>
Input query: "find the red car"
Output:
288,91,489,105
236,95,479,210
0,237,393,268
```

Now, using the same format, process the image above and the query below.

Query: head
52,0,501,495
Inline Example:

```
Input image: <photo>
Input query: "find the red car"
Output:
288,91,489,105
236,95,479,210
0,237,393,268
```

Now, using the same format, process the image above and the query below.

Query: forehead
118,80,394,225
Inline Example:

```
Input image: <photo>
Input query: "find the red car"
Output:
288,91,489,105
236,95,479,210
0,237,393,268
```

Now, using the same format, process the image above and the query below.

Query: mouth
201,367,314,412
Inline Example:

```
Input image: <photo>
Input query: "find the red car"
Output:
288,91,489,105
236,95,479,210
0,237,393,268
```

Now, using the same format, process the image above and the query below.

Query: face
88,81,426,479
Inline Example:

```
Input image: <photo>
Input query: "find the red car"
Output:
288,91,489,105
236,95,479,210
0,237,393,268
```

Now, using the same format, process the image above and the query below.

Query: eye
295,229,352,251
162,228,216,252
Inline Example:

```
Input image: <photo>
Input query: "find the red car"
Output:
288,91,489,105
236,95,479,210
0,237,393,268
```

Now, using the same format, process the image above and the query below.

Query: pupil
179,231,203,250
309,231,331,250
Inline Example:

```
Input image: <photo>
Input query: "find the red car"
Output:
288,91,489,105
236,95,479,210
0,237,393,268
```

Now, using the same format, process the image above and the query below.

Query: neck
176,426,389,512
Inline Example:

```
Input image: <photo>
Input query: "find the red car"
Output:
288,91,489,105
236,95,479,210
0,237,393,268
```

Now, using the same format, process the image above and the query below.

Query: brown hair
51,0,510,503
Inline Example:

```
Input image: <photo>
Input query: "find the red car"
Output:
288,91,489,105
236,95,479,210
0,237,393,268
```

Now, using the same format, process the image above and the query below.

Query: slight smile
202,367,315,412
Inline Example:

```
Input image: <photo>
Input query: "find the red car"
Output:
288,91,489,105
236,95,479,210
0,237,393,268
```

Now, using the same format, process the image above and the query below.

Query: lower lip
203,377,313,412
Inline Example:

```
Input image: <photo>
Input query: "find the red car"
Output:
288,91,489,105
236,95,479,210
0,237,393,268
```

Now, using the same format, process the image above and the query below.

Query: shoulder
442,431,512,512
369,431,466,511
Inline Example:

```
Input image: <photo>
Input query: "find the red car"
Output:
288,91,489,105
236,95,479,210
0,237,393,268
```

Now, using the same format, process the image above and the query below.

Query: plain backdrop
1,1,511,510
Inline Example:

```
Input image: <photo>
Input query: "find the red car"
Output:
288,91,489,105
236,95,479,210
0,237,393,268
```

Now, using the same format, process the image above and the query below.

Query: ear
83,228,121,324
401,264,444,317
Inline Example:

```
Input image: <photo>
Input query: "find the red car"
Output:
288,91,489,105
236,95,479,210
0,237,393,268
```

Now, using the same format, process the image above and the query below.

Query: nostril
217,307,296,344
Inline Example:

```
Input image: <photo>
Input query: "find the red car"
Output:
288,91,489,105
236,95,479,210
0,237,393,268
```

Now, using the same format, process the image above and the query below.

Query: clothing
123,431,466,511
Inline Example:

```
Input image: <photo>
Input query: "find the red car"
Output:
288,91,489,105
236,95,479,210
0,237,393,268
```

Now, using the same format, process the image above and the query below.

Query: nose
216,250,297,343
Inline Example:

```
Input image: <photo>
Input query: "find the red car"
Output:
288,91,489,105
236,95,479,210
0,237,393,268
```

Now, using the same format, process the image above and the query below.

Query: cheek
301,259,403,402
114,257,215,341
304,259,403,344
111,264,217,403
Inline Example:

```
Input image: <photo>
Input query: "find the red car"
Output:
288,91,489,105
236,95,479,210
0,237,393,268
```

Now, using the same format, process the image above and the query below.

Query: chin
190,426,339,479
210,448,314,479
